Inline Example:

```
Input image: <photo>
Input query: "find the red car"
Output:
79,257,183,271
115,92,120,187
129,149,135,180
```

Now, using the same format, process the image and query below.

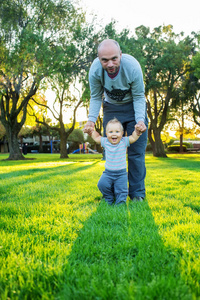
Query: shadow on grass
57,200,193,300
0,153,102,164
146,154,200,172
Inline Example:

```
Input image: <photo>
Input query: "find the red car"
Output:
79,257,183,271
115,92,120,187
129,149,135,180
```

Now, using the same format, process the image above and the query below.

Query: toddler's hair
106,118,123,132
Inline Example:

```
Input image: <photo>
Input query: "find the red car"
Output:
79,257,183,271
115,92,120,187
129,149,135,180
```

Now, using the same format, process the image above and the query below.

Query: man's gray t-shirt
88,54,146,124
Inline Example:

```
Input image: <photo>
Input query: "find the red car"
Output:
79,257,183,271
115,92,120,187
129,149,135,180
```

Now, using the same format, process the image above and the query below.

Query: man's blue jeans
103,101,148,199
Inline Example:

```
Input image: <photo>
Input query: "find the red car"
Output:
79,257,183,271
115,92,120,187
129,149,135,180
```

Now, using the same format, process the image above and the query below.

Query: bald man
84,39,148,202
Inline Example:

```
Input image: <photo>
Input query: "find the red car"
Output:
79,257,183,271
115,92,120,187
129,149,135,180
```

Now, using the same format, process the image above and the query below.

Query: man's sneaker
131,196,144,202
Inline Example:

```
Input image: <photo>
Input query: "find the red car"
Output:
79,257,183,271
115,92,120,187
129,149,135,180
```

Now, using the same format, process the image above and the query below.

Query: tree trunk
60,131,68,158
149,128,167,158
179,110,184,153
179,133,183,153
3,136,8,153
39,133,43,153
7,127,24,160
154,130,167,157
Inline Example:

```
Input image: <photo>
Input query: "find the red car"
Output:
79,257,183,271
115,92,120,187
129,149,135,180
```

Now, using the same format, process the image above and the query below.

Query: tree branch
28,103,60,133
67,99,82,136
31,97,59,121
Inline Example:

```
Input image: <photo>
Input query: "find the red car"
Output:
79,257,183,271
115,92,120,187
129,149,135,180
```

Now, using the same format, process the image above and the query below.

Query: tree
192,93,200,127
0,0,85,160
168,70,198,152
192,34,200,79
134,25,196,157
31,89,82,158
191,38,200,127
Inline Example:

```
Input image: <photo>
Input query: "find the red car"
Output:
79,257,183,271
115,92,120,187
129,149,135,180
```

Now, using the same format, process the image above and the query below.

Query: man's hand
135,121,147,136
83,121,95,136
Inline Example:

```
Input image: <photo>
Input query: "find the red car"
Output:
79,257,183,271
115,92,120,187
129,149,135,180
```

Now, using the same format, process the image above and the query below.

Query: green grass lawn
0,153,199,300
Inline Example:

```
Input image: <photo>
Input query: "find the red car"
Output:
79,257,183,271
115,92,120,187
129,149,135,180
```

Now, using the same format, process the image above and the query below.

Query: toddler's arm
129,130,140,144
129,123,144,144
91,130,102,144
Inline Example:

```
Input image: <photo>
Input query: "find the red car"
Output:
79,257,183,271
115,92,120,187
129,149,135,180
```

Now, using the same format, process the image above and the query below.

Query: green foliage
0,153,199,299
192,52,200,79
68,128,84,143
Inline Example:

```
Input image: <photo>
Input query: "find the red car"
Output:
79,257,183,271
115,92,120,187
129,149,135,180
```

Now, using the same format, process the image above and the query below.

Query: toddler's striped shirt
101,137,130,171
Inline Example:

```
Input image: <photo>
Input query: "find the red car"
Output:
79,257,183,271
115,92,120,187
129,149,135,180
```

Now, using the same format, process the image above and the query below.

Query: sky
81,0,200,36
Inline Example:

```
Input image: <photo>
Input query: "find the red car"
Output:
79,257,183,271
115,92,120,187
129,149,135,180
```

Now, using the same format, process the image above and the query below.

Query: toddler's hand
135,124,143,136
83,121,95,135
88,128,95,136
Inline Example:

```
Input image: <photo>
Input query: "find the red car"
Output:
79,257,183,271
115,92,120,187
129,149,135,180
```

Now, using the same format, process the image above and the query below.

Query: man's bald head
97,39,122,75
98,39,121,55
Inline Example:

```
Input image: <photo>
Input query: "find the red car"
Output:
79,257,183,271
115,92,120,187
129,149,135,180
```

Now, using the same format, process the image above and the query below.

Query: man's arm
129,57,146,125
84,59,104,133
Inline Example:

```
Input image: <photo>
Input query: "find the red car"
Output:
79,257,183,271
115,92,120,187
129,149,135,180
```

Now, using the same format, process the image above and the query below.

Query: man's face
98,43,122,75
106,122,123,145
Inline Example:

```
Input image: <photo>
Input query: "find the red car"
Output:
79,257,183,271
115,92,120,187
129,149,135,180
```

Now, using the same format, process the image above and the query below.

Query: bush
167,145,187,152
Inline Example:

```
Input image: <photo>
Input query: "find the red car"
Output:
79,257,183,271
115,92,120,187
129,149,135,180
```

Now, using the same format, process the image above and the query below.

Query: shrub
167,145,187,152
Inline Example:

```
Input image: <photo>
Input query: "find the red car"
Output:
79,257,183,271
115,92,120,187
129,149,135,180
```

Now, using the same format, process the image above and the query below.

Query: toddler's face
106,123,123,145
